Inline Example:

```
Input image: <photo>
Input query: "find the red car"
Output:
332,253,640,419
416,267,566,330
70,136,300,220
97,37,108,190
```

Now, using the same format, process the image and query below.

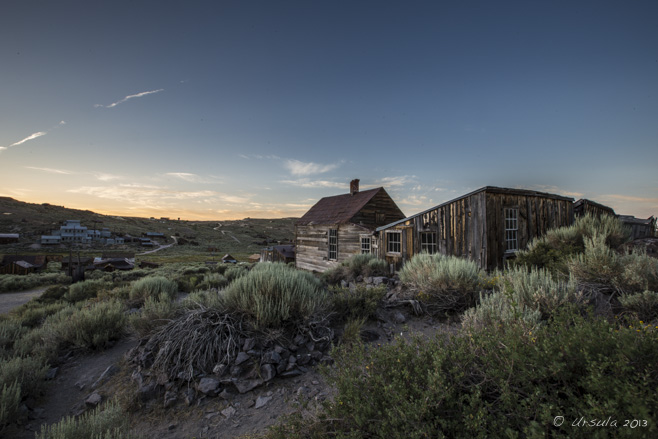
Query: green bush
268,307,658,438
64,279,113,303
129,276,178,303
463,267,581,329
36,400,132,439
330,285,387,322
0,355,48,400
0,380,21,430
567,235,658,295
224,265,248,282
222,263,327,329
0,272,71,293
399,253,483,313
515,214,631,273
0,319,28,353
130,293,178,337
16,300,126,359
197,272,228,290
11,301,68,328
180,289,223,310
619,290,658,323
38,284,69,303
321,254,389,285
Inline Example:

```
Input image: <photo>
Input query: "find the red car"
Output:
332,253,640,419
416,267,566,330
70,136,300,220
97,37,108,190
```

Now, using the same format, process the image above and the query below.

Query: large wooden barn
295,180,405,272
373,186,574,271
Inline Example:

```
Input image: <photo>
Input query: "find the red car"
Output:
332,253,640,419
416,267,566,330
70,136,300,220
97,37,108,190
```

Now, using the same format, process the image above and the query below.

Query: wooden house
295,179,406,272
619,215,656,240
261,244,296,264
574,199,615,218
374,186,574,271
0,255,46,275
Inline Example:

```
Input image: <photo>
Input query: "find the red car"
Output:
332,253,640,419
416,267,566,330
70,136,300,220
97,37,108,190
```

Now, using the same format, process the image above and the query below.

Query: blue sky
1,0,656,220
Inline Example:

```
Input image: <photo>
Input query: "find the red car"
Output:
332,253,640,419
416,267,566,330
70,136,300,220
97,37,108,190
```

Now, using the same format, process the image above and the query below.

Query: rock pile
126,332,333,407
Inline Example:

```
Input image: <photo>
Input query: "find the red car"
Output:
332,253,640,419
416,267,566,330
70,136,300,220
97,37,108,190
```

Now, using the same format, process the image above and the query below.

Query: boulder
85,392,102,407
254,395,272,409
235,351,251,365
260,364,276,382
197,377,220,396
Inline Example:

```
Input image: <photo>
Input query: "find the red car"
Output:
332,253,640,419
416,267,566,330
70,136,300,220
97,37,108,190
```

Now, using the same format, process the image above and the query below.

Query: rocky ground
4,280,460,439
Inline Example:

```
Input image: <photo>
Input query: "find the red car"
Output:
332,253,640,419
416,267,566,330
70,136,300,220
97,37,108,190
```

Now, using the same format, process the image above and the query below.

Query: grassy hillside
0,197,296,262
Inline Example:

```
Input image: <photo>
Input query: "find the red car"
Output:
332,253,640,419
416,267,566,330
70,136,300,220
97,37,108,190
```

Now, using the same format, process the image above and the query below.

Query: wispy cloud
11,132,47,147
239,154,281,160
1,121,67,153
166,172,200,182
25,166,73,175
284,159,340,176
280,179,346,189
95,89,164,108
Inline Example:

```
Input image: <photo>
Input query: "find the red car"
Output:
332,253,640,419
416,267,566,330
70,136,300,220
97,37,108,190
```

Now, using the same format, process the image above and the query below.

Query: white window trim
386,231,402,255
505,207,519,252
360,235,371,254
328,228,338,260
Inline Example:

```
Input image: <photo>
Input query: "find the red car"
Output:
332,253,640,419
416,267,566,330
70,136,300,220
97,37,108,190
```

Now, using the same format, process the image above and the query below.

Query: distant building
40,220,124,246
0,233,20,244
261,245,296,264
619,215,657,240
1,255,46,275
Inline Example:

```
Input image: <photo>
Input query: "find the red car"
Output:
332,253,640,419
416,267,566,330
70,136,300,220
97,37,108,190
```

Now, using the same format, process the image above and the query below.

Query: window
420,232,437,254
505,208,518,252
387,231,401,254
360,236,371,254
328,229,338,260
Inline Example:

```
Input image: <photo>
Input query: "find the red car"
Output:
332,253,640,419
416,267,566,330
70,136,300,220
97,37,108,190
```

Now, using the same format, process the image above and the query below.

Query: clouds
284,159,340,176
1,131,47,153
95,89,164,108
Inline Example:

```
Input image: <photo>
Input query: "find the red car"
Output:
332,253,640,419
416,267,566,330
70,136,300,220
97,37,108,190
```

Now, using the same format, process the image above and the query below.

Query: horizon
1,1,657,221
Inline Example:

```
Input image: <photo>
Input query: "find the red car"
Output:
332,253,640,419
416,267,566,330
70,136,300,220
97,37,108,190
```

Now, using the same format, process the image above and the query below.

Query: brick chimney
350,179,360,196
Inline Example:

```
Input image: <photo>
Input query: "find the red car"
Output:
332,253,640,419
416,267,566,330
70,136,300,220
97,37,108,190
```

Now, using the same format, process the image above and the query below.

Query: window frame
419,231,437,254
360,235,371,254
328,228,338,260
504,207,519,252
386,231,402,254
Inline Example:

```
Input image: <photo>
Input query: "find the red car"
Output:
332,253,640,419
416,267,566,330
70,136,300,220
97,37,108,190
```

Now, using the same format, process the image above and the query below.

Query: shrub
0,272,71,293
224,265,248,283
268,307,658,438
515,214,631,273
619,290,658,322
329,285,387,322
0,355,48,400
36,400,132,439
399,253,483,313
222,263,327,329
197,272,229,290
16,300,126,358
64,279,113,303
11,301,68,328
0,380,21,430
38,284,69,303
463,266,581,329
567,235,658,295
129,276,178,303
321,254,389,286
0,319,28,353
180,289,223,310
130,293,178,337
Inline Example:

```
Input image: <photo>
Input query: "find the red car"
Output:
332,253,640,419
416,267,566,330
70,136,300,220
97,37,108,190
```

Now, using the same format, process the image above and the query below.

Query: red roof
296,188,382,226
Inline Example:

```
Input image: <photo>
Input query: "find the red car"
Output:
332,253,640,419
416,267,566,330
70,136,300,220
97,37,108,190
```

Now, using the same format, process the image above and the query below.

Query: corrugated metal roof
296,187,383,226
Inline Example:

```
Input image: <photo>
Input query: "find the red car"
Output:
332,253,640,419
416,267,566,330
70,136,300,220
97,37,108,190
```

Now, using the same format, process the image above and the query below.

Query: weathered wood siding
374,188,574,271
350,190,406,229
295,223,371,273
485,192,573,270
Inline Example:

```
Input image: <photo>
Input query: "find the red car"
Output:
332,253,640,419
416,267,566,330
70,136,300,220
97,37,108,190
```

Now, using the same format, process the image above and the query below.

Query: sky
1,0,657,221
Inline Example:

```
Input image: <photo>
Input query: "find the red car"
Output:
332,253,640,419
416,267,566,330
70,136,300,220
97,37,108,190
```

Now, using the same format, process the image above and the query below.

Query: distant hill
0,197,297,261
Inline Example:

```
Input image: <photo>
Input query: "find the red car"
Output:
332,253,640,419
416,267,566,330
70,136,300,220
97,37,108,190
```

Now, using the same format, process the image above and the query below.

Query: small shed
374,186,574,271
619,215,656,240
574,199,615,218
222,254,237,264
0,255,46,275
261,245,296,264
295,179,406,272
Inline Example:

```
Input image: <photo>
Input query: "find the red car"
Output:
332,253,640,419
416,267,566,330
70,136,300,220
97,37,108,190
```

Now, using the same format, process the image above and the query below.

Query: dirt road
0,286,48,314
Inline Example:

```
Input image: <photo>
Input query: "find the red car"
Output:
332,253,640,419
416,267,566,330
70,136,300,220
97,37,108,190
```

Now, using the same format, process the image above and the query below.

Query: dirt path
137,236,178,255
0,286,48,314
